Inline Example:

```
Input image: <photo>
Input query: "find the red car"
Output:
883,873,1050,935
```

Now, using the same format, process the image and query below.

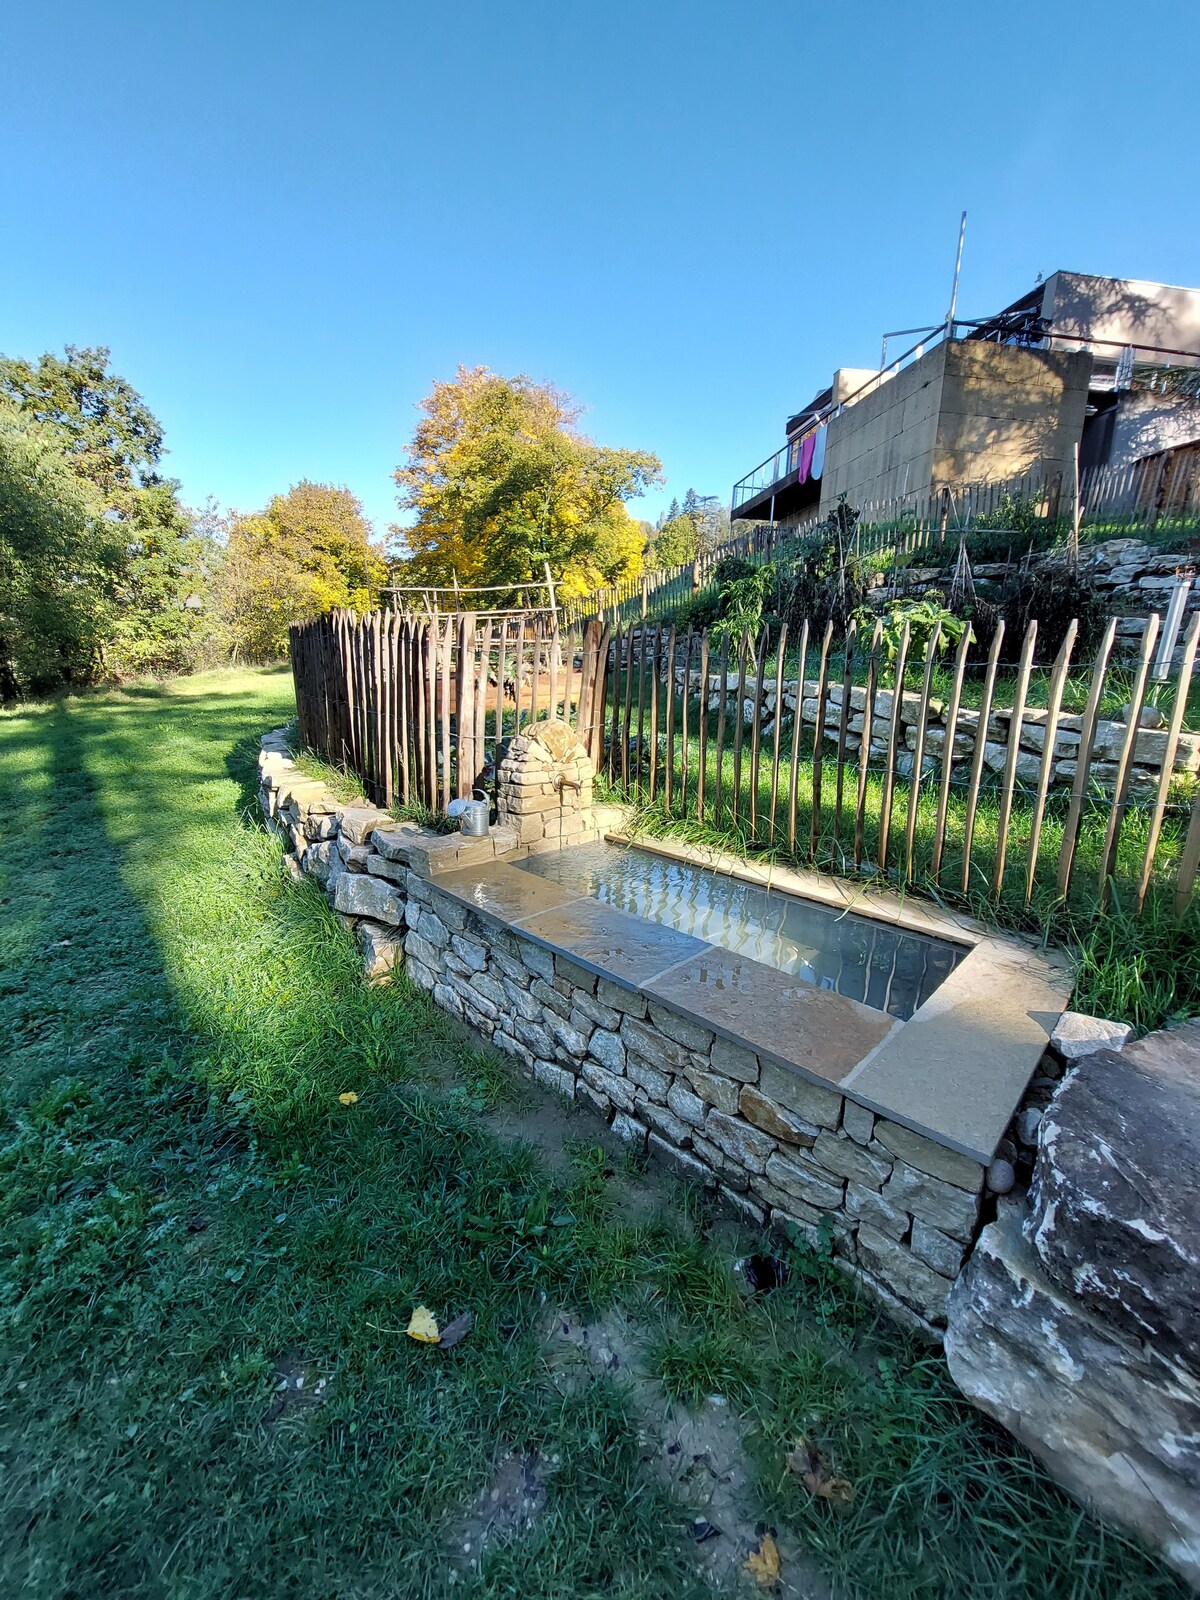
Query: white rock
1051,1011,1132,1060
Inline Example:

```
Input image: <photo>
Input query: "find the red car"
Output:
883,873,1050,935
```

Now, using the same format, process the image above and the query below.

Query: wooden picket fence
289,611,610,812
596,610,1200,921
289,599,1200,921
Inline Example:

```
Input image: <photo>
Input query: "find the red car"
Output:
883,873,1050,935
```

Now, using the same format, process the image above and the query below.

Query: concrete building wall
932,342,1092,488
818,346,945,509
1108,390,1200,470
818,342,1091,511
1042,271,1200,356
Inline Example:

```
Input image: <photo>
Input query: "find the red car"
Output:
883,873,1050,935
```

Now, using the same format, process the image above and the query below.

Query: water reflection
517,843,965,1021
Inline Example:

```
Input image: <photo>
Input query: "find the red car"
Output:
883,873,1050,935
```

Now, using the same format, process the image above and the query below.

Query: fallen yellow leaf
786,1436,854,1506
338,1092,358,1106
406,1305,441,1344
744,1530,780,1586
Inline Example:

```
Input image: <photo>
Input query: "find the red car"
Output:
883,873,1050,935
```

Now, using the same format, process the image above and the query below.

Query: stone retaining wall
257,726,989,1336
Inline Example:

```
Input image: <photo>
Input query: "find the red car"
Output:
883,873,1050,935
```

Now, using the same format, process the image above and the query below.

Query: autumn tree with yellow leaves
390,367,662,600
218,481,386,661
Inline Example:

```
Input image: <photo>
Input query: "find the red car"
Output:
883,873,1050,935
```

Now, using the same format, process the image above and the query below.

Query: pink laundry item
799,431,816,483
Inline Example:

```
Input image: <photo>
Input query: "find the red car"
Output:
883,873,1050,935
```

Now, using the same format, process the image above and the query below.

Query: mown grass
0,666,1187,1598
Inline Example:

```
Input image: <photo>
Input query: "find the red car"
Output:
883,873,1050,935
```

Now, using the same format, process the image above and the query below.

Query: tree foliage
0,346,214,694
218,482,385,661
390,366,661,598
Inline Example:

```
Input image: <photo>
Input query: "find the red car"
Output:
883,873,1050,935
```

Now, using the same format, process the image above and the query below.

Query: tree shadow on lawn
0,687,724,1600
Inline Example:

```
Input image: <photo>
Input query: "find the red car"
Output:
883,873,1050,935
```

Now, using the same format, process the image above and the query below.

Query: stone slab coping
433,853,1073,1166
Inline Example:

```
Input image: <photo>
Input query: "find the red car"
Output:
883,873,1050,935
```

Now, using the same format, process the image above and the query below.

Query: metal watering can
447,788,490,837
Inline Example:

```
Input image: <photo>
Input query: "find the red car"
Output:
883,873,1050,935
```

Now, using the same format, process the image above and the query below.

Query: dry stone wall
257,727,986,1336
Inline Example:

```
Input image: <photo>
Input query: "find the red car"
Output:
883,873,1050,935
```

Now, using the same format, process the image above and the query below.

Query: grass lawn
0,667,1187,1599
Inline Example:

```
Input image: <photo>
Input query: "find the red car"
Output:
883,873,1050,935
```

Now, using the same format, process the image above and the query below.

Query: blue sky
2,0,1198,541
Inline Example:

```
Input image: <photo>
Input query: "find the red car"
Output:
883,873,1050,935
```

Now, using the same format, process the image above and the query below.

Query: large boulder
946,1204,1200,1587
1027,1023,1200,1369
946,1022,1200,1589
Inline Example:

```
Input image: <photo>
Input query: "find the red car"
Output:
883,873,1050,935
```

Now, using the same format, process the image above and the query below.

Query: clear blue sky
2,0,1197,540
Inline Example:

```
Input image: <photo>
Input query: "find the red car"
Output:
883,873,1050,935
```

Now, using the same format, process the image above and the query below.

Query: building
731,271,1200,528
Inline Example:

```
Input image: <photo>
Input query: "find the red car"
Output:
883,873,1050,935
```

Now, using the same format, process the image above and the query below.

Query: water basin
516,840,966,1021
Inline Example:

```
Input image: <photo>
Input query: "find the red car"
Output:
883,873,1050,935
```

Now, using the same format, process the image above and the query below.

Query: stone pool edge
257,728,1073,1336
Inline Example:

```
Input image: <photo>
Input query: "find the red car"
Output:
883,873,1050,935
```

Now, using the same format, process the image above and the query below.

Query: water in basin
516,841,966,1021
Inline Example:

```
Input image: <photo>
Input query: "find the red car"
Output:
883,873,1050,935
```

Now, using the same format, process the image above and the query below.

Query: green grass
0,666,1187,1598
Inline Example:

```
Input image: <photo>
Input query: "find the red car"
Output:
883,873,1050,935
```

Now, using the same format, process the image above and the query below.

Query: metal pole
945,210,967,334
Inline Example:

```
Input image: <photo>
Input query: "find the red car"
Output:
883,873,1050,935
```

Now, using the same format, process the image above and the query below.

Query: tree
0,345,212,683
0,345,166,506
652,514,699,568
218,482,386,661
391,366,662,598
0,403,121,697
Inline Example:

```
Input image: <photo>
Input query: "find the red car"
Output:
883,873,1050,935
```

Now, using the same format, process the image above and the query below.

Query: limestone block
588,1028,626,1074
626,1055,671,1102
648,1133,714,1186
581,1060,636,1112
545,1011,590,1060
611,1112,647,1148
811,1130,893,1189
841,1101,876,1145
845,1181,907,1239
518,940,556,982
412,907,450,950
533,1060,576,1102
666,1081,707,1129
683,1065,740,1116
856,1227,953,1324
570,989,622,1031
513,1018,557,1060
499,978,541,1024
692,1133,749,1190
597,978,647,1017
531,977,571,1019
647,1003,715,1054
636,1095,692,1148
620,1015,690,1071
757,1059,843,1127
356,919,400,983
339,806,390,845
576,1082,611,1120
738,1085,818,1147
304,839,342,888
333,873,404,926
704,1110,776,1175
472,972,507,1011
763,1152,843,1212
404,930,442,969
554,953,598,995
709,1037,760,1084
883,1162,980,1241
910,1218,966,1279
871,1120,984,1192
450,934,487,974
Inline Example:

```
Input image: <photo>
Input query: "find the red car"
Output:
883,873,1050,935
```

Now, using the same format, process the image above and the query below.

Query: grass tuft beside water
0,666,1186,1598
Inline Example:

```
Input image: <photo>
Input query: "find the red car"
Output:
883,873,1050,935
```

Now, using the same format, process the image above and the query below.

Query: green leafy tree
0,404,122,696
652,514,699,568
0,345,212,683
391,366,662,598
219,482,386,661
